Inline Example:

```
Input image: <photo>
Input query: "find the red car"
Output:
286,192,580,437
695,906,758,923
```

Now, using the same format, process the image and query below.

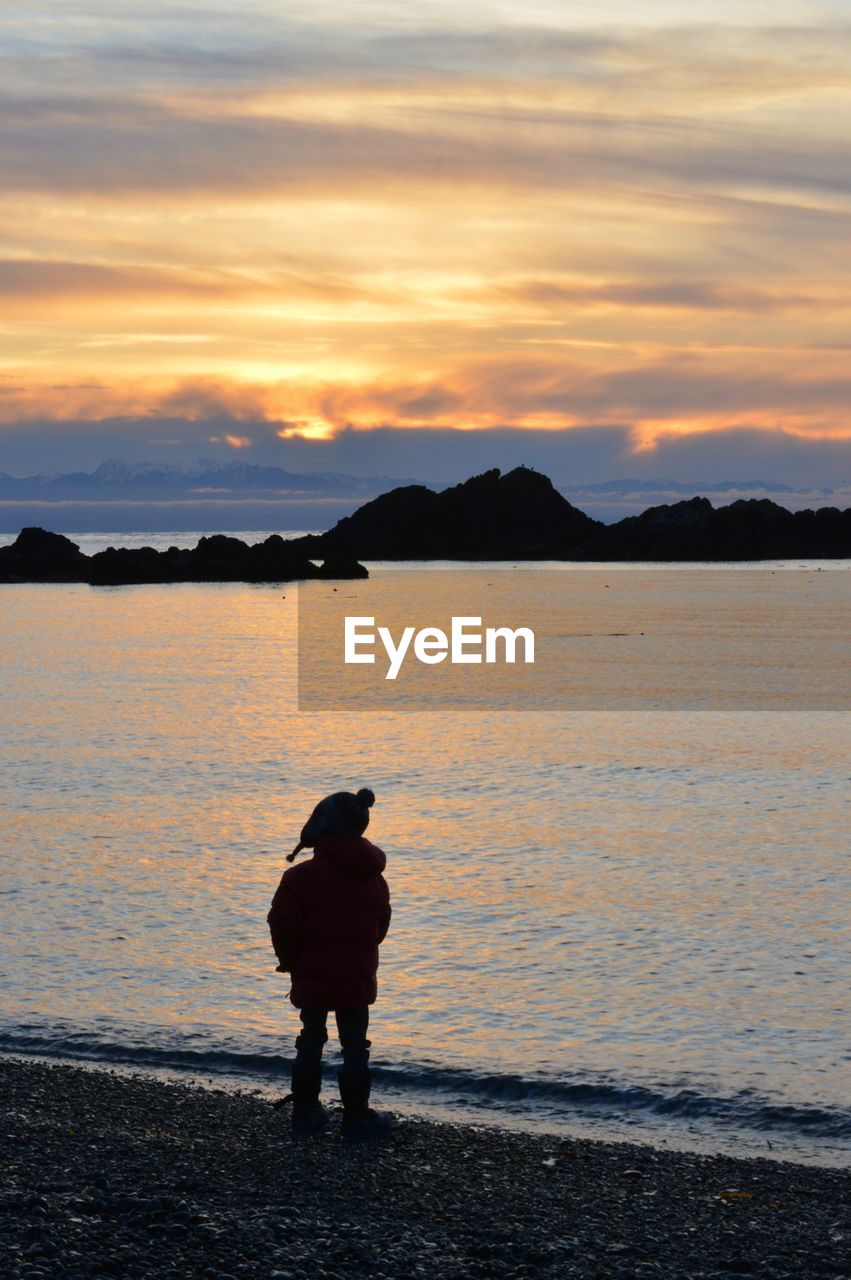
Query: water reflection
1,579,848,1142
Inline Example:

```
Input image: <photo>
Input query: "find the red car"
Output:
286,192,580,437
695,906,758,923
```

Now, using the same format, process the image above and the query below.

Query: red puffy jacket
267,835,391,1009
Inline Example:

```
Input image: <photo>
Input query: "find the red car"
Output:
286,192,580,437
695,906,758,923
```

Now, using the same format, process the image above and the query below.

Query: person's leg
291,1008,329,1133
335,1006,370,1074
294,1007,328,1081
335,1006,370,1116
335,1007,392,1137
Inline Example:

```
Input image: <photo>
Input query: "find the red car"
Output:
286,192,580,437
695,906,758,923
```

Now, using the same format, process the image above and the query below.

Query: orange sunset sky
2,1,851,485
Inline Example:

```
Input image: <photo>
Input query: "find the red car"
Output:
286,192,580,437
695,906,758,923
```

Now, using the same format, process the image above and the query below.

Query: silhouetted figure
268,787,392,1139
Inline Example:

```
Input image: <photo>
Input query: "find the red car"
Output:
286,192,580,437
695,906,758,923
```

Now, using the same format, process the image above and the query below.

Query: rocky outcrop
0,528,91,582
2,470,849,579
571,496,851,560
292,467,851,560
292,466,600,560
0,528,367,585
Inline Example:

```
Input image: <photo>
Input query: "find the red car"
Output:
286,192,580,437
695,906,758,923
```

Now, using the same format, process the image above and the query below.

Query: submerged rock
316,557,370,580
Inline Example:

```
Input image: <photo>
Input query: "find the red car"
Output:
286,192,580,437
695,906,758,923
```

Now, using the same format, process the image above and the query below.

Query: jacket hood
314,834,386,880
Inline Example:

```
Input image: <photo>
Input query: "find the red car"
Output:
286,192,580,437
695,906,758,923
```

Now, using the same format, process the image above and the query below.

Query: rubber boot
290,1063,328,1137
339,1068,394,1141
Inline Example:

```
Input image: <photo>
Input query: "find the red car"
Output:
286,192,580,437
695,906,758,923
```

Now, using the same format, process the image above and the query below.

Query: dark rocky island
0,528,368,586
569,494,851,562
293,465,600,559
292,467,851,561
2,467,850,581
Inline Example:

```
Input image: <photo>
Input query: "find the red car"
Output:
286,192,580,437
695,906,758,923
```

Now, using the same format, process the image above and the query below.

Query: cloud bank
1,416,849,493
1,3,850,484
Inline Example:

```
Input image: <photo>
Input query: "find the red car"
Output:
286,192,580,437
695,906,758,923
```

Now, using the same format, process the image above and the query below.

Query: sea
1,530,849,1167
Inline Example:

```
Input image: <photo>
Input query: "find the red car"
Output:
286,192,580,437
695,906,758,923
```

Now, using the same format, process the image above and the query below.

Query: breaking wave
1,1024,848,1143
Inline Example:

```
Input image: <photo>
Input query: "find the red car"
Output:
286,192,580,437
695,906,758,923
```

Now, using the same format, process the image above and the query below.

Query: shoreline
1,1058,847,1280
4,1046,847,1173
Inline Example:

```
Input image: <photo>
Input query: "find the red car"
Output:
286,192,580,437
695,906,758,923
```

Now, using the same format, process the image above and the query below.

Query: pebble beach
1,1058,847,1280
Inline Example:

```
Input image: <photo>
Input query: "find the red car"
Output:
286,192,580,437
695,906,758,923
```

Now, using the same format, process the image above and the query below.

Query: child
268,787,392,1138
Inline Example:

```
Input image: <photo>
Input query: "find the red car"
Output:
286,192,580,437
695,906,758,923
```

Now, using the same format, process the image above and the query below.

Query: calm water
1,548,849,1164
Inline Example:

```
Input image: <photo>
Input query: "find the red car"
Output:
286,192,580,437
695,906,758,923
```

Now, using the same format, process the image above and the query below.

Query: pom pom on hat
356,788,376,808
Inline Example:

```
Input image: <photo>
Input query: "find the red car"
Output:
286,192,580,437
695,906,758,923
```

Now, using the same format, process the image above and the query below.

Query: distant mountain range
0,459,422,501
0,459,847,533
0,460,428,533
564,477,808,496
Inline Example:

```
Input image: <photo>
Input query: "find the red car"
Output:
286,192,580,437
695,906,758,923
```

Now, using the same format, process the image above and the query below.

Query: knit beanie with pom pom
294,787,375,854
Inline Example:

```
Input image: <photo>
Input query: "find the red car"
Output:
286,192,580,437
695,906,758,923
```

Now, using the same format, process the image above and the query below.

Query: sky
2,1,851,485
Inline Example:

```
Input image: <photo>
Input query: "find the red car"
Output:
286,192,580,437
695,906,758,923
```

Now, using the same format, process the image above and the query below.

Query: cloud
496,279,830,314
0,257,399,312
2,86,850,205
2,414,850,492
210,433,252,448
4,350,851,442
3,19,851,205
284,354,851,437
2,8,851,486
0,258,230,299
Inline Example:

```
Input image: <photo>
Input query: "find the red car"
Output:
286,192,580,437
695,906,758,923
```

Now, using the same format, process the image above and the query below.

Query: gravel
0,1057,848,1280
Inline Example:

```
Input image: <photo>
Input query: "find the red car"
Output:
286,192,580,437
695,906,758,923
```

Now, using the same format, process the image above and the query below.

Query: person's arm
377,876,391,945
267,872,304,972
